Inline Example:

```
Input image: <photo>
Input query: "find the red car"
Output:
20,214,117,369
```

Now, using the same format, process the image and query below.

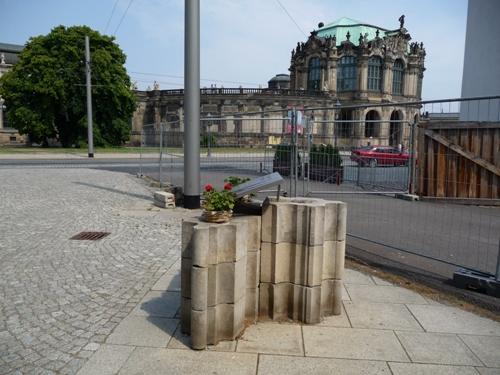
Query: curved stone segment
260,197,346,323
181,216,256,350
181,197,346,349
262,198,347,244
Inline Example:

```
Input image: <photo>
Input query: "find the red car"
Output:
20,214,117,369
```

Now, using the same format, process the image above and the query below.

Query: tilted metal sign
232,172,284,198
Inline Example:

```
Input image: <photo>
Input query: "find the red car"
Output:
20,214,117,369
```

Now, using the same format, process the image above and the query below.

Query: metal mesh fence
136,96,499,278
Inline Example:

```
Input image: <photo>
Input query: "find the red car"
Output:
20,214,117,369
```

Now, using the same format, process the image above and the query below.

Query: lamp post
183,0,201,208
0,97,5,129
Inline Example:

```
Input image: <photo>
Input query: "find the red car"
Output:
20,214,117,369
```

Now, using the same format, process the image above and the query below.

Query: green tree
0,25,136,146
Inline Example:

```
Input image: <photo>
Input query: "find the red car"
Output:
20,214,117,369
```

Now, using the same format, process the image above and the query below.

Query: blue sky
1,0,468,100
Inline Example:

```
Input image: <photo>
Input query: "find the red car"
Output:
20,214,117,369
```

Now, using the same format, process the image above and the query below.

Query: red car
350,146,410,167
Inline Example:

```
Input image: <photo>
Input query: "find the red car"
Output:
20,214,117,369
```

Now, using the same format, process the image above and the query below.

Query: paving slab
76,344,135,375
302,326,409,361
344,301,423,331
236,322,304,356
343,269,375,285
342,284,351,301
106,315,178,347
317,303,351,327
167,325,236,352
388,362,480,375
459,335,500,367
476,368,500,375
406,304,500,336
152,272,181,292
131,291,180,318
118,347,257,375
345,284,428,304
396,331,483,366
257,355,391,374
371,276,393,286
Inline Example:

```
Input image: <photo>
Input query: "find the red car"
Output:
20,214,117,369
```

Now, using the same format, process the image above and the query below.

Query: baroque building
132,16,425,148
0,42,25,145
289,16,426,147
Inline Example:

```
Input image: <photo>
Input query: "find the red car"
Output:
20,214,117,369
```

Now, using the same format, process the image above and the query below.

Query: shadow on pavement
74,181,153,201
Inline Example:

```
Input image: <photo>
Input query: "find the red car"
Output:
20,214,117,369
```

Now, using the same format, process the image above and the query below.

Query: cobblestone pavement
0,169,183,375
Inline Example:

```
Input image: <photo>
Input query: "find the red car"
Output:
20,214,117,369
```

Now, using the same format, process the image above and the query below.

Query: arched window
392,59,404,95
307,57,321,91
367,56,383,91
365,110,380,138
336,109,354,138
337,56,357,91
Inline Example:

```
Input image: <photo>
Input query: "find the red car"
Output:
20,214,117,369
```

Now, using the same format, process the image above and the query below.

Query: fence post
139,128,144,177
496,239,500,282
159,123,163,188
409,121,417,195
293,108,298,197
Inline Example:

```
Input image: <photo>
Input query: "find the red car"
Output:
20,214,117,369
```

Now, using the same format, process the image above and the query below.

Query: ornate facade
132,16,426,148
0,42,25,145
289,16,426,147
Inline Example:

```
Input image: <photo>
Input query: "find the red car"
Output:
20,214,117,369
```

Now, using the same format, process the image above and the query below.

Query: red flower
224,182,233,191
204,184,213,192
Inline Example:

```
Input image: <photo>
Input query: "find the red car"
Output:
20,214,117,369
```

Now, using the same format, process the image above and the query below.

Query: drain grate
70,231,110,241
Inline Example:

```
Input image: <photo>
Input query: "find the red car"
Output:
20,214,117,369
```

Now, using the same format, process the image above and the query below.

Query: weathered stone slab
258,355,390,374
396,331,482,366
303,326,409,361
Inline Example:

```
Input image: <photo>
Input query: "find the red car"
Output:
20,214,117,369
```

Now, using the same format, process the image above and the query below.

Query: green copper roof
317,17,391,46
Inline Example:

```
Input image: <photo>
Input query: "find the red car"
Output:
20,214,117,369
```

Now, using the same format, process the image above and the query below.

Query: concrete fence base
181,197,346,349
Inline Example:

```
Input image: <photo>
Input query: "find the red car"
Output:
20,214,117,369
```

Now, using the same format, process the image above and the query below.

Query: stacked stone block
259,198,346,323
181,197,346,349
181,217,260,349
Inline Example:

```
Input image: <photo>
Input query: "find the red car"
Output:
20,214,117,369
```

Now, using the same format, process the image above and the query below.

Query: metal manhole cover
70,231,110,240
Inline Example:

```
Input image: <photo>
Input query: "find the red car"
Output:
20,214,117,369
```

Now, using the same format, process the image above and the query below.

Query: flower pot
201,209,233,223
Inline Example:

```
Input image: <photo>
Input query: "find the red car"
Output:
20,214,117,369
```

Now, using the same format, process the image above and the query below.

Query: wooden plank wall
417,122,500,199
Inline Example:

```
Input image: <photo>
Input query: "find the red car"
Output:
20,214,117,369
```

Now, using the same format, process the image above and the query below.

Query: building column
383,59,394,100
358,57,368,99
353,109,364,146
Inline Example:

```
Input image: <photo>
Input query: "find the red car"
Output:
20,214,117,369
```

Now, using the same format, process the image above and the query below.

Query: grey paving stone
476,368,500,375
371,276,393,286
131,291,180,318
389,362,480,375
342,284,351,301
76,344,134,375
460,335,500,367
118,347,257,375
396,331,483,366
345,285,428,304
106,315,178,347
344,269,375,285
317,303,351,327
0,169,182,372
236,322,304,356
406,304,500,336
151,272,181,292
302,326,409,361
258,355,391,374
167,326,236,352
344,301,423,331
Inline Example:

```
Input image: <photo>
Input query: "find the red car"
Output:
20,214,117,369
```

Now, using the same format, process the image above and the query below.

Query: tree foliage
0,25,136,146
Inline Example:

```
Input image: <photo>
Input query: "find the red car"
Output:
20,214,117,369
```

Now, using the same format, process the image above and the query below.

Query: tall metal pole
85,36,94,158
183,0,200,208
